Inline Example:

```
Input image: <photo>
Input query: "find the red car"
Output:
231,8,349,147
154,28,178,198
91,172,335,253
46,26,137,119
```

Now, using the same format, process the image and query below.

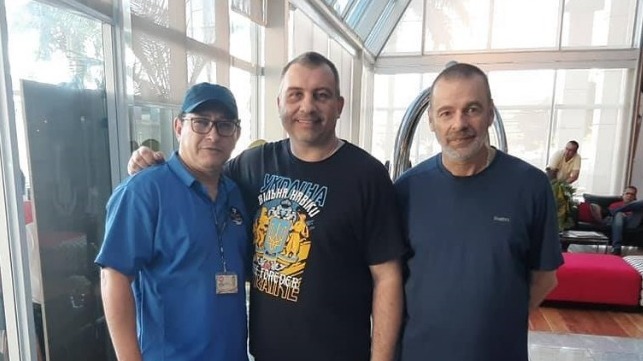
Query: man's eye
194,119,210,127
466,107,480,114
316,92,331,100
218,122,235,131
438,111,451,118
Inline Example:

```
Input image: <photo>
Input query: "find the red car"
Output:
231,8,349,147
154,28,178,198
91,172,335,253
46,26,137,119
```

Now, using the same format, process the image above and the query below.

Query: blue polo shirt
96,152,250,361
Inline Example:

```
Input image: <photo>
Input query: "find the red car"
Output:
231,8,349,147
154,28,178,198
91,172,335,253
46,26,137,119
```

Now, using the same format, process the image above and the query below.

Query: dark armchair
573,193,643,248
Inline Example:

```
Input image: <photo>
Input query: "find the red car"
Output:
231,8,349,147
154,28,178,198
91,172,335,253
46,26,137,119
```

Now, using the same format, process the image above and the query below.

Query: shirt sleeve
571,154,581,171
95,182,157,276
362,165,407,265
529,172,564,271
547,150,561,170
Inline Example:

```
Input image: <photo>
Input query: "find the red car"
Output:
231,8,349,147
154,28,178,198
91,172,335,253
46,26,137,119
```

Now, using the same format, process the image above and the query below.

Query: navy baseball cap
180,82,238,119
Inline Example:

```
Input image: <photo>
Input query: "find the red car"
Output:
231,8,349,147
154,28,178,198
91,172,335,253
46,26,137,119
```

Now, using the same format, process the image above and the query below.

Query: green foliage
551,181,577,231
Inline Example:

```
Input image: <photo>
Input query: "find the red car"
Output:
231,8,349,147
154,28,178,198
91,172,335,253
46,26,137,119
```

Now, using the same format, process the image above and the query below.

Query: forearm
566,171,579,184
370,259,404,361
101,268,141,361
529,270,558,312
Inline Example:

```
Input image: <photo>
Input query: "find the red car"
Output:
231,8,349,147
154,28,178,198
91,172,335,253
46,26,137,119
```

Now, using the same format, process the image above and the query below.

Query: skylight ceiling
322,0,412,57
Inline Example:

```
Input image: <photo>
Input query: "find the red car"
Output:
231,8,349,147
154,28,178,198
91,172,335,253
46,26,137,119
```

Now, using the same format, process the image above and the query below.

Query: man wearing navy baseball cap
96,82,250,361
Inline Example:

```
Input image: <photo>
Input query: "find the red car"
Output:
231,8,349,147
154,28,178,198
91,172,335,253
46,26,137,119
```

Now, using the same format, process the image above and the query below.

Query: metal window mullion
420,0,426,55
216,0,230,85
545,70,559,165
557,0,565,50
44,0,114,24
0,1,37,359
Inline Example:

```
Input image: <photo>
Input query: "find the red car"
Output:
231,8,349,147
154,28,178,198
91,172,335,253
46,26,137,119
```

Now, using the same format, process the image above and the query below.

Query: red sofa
546,253,642,306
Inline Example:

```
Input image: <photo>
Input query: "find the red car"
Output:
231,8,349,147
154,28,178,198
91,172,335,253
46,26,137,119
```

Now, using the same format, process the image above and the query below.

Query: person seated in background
546,140,581,184
588,186,643,255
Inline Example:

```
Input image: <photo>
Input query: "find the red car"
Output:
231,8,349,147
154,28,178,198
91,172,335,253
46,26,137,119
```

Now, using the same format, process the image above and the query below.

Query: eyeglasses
624,192,636,196
183,116,239,137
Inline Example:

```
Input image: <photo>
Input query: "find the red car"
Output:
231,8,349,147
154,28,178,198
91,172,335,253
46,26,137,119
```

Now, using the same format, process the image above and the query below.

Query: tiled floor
529,331,643,361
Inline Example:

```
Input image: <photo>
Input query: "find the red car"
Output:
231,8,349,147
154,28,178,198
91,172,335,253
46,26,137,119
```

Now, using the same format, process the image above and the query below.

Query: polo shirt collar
166,151,232,201
167,151,197,188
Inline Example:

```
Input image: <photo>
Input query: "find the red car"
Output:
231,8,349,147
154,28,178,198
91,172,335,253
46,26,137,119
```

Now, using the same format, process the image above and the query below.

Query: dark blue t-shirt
395,150,563,361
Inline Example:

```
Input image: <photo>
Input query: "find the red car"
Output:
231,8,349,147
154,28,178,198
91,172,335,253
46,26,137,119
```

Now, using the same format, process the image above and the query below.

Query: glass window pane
409,112,439,167
186,0,216,44
313,24,329,54
393,74,424,108
345,0,372,27
491,0,559,49
132,31,172,103
231,0,266,25
230,67,254,154
381,0,423,54
291,9,316,56
129,105,177,157
372,73,430,164
230,10,253,62
333,0,354,15
131,0,170,28
498,109,551,168
328,41,352,140
562,0,636,48
489,70,555,106
373,74,389,106
372,109,396,162
552,69,632,194
76,0,114,18
187,52,216,85
424,0,491,52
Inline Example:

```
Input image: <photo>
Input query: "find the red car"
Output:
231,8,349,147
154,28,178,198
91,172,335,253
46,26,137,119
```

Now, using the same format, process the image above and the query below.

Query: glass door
6,1,114,360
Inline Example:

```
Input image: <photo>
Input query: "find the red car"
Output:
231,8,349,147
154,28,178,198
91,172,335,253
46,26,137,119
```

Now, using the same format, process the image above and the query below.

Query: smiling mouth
449,137,473,143
296,117,320,123
201,147,222,153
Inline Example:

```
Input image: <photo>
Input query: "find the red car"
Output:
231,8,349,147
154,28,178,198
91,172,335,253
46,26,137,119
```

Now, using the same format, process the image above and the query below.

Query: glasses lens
190,118,213,134
215,121,237,136
186,117,237,136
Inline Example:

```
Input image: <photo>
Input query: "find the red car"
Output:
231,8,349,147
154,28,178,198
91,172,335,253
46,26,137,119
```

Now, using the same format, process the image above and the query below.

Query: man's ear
336,95,345,118
173,117,183,141
428,113,435,132
487,101,495,127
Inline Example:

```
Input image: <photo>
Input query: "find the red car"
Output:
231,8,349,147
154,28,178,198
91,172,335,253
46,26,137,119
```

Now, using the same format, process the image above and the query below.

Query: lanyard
208,179,229,273
213,202,229,273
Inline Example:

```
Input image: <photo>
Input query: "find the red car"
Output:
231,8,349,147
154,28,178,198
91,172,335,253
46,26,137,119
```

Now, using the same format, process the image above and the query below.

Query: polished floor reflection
529,331,643,361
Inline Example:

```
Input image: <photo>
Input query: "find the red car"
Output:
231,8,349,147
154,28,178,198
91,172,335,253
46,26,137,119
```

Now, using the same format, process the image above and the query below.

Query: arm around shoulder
127,146,166,175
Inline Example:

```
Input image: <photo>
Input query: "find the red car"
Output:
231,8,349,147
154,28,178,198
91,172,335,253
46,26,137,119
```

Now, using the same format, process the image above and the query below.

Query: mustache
295,114,322,122
446,130,476,141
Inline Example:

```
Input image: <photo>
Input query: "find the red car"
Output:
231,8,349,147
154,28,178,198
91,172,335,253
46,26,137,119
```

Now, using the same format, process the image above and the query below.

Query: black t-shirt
226,139,406,361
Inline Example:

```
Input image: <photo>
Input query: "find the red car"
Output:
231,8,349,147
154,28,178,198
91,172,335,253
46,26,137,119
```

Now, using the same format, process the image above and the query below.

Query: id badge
215,272,238,294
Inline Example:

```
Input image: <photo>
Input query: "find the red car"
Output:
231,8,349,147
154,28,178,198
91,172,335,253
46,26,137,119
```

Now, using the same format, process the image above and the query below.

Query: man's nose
452,111,469,129
204,123,220,139
299,93,316,113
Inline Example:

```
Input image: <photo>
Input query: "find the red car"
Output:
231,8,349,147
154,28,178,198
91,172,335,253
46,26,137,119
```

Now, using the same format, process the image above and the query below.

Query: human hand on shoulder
127,146,166,175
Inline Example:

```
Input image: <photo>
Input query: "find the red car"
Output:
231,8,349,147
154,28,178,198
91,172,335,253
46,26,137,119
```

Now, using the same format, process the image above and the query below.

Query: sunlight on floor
529,331,643,361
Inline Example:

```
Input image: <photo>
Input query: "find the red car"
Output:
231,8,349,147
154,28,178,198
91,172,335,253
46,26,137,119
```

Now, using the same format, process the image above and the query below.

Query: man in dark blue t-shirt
395,63,563,361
